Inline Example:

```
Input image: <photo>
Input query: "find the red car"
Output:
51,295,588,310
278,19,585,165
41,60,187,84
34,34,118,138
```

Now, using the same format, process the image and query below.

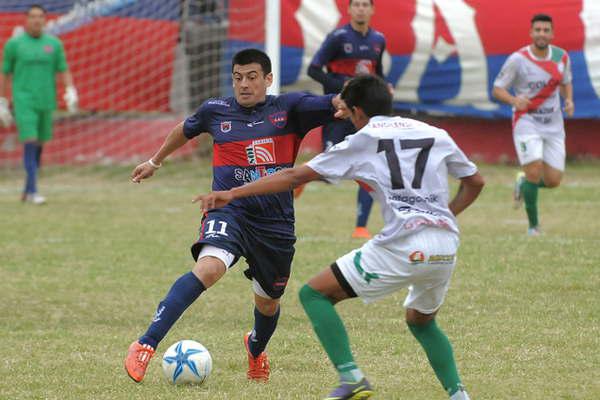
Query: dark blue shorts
191,209,296,299
322,119,355,151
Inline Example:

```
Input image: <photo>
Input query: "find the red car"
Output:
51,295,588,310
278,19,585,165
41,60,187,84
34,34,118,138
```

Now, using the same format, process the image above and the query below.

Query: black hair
349,0,374,5
27,4,47,15
341,75,392,118
231,48,272,75
531,13,552,26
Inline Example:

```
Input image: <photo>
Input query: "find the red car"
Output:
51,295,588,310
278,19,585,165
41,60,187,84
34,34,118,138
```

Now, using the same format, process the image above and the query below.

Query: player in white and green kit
0,4,78,204
493,13,573,235
196,75,484,400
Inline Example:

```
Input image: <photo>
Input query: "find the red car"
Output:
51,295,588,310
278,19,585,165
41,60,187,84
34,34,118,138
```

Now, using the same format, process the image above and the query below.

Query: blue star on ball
163,342,205,382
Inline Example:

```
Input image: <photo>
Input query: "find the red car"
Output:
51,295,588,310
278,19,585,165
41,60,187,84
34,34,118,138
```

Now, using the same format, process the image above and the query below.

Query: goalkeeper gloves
0,97,13,127
64,86,79,113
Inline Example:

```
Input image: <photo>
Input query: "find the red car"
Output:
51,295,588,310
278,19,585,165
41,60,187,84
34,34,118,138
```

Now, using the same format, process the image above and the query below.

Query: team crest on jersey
355,60,373,74
269,111,287,128
220,121,232,133
409,251,425,264
344,43,353,54
43,45,54,53
245,138,276,165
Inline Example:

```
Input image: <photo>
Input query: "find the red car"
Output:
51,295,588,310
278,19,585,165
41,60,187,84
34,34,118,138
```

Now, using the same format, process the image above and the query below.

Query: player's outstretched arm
449,172,485,216
193,165,322,212
131,122,189,183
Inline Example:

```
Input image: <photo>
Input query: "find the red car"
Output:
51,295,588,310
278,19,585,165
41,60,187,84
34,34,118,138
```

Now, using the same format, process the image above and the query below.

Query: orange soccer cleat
351,227,372,239
124,341,155,383
244,332,270,382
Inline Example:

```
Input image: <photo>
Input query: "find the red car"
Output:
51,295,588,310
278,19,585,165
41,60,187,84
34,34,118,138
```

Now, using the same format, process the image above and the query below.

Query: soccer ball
162,340,212,385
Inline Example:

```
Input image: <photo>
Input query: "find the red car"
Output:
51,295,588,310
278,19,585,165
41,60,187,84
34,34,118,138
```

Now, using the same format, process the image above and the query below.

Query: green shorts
14,106,54,142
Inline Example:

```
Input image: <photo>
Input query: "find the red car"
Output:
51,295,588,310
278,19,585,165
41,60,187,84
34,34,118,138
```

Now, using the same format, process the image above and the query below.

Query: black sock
139,272,206,349
248,306,280,357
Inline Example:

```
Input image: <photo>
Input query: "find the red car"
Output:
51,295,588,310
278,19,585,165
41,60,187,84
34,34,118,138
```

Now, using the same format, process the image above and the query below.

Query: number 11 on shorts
205,220,228,236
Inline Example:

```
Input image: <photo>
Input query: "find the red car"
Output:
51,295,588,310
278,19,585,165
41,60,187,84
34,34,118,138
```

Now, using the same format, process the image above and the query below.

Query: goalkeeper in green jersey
0,4,78,204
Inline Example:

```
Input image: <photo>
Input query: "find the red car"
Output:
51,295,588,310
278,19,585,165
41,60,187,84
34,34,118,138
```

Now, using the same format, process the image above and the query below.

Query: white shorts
513,117,566,171
197,245,273,299
335,227,460,314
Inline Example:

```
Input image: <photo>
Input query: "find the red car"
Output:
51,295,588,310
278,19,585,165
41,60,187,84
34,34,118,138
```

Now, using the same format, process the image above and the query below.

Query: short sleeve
562,53,572,85
493,53,519,89
306,134,364,184
183,100,212,138
444,135,478,179
55,39,68,72
2,39,15,74
310,32,339,68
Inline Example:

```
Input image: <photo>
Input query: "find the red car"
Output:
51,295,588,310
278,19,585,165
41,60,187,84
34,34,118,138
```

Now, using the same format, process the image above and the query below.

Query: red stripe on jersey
213,134,301,167
513,50,567,125
327,58,376,76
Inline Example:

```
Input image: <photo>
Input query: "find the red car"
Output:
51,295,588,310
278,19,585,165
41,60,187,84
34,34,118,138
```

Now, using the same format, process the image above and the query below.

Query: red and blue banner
1,1,599,118
232,0,600,119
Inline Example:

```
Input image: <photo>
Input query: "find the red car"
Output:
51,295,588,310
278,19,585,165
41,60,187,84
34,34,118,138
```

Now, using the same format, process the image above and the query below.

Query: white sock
450,388,471,400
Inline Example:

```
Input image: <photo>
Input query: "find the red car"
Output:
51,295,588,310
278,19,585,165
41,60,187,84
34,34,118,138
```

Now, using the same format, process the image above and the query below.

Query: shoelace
249,354,269,378
135,344,155,366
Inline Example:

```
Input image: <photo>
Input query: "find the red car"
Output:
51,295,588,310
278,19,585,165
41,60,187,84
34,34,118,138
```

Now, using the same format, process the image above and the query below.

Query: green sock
408,319,462,396
299,284,363,382
521,180,539,228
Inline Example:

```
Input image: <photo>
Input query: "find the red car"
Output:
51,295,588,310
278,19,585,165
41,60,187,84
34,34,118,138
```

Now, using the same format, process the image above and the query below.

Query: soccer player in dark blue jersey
124,48,346,383
306,0,386,239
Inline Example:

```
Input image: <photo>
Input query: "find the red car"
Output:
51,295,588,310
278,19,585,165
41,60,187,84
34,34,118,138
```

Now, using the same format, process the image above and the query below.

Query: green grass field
1,161,599,399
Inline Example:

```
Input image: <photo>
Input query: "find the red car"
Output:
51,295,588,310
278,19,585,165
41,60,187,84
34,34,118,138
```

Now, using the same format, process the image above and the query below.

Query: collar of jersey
527,44,553,61
233,95,272,113
346,22,372,38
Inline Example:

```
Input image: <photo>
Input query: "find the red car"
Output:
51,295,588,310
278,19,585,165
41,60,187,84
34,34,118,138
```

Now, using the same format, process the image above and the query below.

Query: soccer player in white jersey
195,75,484,400
492,13,574,236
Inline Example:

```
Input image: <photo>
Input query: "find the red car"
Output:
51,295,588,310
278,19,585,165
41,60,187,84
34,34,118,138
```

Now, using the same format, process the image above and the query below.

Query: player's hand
564,99,575,117
131,161,158,183
192,191,234,212
512,95,530,111
64,86,79,113
0,97,14,127
332,95,351,119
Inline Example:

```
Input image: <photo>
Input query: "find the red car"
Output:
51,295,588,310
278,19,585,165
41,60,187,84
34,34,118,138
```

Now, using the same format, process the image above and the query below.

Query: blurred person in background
0,4,78,204
493,13,573,236
305,0,387,239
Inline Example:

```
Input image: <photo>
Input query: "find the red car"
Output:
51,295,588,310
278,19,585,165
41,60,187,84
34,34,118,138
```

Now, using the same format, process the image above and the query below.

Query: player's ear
265,72,273,88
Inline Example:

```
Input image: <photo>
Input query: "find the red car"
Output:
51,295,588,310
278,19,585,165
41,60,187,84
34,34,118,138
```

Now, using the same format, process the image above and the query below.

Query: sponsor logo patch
344,43,353,53
43,45,54,53
234,166,285,183
428,254,456,264
220,121,231,133
207,99,230,107
245,138,276,165
355,59,373,74
409,250,425,264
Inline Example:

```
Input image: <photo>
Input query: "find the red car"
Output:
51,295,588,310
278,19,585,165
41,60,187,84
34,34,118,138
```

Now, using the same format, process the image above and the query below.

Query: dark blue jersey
309,23,386,94
183,92,336,227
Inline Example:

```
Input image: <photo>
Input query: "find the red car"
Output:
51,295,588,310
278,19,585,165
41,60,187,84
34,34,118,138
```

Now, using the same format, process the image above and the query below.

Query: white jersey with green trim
494,45,571,127
307,115,478,244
